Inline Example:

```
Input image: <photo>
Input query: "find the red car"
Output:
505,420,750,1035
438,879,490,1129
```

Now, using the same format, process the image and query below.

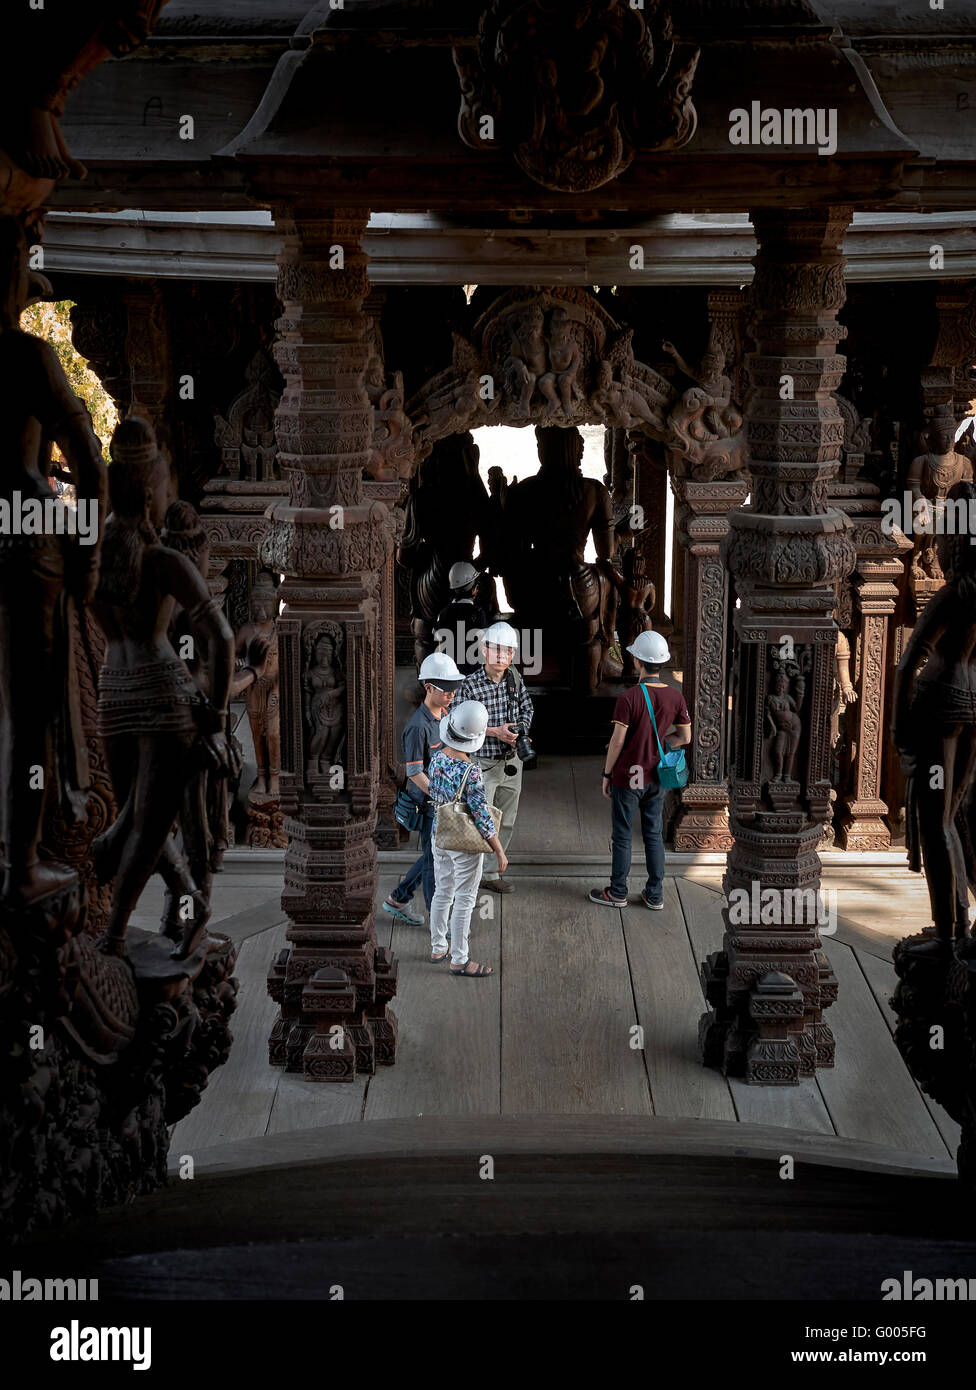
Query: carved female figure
304,630,346,774
894,491,976,952
765,671,803,782
92,417,233,960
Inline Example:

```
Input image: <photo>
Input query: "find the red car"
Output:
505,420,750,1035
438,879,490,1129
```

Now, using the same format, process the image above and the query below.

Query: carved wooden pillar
671,479,748,851
366,479,405,849
669,504,687,665
837,556,904,849
700,207,856,1084
631,437,669,629
262,209,398,1081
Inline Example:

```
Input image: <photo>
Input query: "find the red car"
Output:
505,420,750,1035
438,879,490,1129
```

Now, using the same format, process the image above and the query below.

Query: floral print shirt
427,749,496,841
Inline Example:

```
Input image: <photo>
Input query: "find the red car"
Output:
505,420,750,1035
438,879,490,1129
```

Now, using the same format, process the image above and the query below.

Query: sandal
450,960,493,977
430,949,450,963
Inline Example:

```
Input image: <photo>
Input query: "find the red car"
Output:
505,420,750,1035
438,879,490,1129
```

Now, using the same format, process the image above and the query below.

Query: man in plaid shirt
458,622,534,894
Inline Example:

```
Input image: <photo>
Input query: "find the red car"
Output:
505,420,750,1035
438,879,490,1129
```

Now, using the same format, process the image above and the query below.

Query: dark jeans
610,781,665,902
392,811,435,912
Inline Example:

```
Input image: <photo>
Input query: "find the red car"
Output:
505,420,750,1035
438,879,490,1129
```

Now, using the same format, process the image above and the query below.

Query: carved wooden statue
234,571,280,797
893,494,976,954
398,433,489,664
616,547,656,683
163,499,240,912
0,213,106,907
91,417,233,960
503,426,619,696
906,414,973,584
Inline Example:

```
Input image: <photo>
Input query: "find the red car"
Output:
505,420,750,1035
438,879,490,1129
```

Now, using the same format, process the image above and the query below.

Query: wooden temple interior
4,0,976,1304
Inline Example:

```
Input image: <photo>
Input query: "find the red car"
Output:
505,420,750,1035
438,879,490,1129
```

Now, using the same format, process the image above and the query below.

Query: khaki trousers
476,754,522,881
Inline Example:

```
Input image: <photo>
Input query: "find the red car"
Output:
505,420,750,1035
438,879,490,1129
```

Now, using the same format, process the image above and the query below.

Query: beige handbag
435,762,502,853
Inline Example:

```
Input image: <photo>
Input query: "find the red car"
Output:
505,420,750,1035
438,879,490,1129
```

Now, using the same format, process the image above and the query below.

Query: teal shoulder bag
638,683,689,790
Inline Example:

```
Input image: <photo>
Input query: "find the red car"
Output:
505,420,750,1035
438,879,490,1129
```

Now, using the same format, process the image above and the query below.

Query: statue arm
662,341,698,382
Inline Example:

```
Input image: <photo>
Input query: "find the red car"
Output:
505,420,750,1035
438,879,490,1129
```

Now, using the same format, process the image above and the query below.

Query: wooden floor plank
853,946,959,1159
675,877,726,963
728,1076,836,1135
501,877,652,1114
572,757,613,857
675,878,836,1134
817,939,949,1157
170,922,289,1154
516,757,583,854
623,879,736,1121
364,878,501,1120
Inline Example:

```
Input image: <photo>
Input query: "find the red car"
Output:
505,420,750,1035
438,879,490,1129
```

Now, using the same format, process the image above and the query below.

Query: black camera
509,723,535,763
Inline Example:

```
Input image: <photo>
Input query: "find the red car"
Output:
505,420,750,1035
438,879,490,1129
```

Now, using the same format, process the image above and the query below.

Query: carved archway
405,285,745,485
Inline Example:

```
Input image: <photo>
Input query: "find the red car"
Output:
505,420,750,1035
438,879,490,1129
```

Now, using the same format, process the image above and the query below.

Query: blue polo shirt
402,702,442,807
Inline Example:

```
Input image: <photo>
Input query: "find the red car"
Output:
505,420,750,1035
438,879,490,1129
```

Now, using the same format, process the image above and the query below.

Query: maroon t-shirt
610,680,691,789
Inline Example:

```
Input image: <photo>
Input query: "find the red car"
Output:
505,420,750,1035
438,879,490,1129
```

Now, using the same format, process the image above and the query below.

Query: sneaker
382,898,425,927
589,886,628,907
641,890,664,911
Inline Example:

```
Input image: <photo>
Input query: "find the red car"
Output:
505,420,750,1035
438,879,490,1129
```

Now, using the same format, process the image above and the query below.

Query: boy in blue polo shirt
383,652,464,925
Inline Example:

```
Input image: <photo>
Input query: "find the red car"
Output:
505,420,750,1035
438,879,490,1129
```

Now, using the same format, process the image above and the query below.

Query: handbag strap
638,681,667,762
452,761,473,803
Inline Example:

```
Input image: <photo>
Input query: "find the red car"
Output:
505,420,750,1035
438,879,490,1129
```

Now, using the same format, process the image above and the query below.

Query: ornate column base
837,800,891,851
673,784,733,851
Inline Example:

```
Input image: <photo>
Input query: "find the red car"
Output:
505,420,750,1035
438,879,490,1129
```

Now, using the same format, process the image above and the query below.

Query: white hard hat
419,651,464,690
627,630,671,665
440,699,489,752
482,621,519,652
449,561,481,591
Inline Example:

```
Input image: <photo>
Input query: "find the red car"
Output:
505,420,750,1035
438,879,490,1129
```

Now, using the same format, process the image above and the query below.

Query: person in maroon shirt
589,631,691,909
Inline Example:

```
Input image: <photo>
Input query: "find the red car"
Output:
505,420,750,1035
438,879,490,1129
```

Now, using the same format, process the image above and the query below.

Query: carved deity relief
453,0,698,193
764,650,812,787
662,337,747,481
303,622,347,776
363,316,415,483
214,349,281,483
409,287,674,461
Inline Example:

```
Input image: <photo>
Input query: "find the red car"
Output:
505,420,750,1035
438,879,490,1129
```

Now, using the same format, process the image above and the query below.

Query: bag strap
453,762,473,803
638,681,667,762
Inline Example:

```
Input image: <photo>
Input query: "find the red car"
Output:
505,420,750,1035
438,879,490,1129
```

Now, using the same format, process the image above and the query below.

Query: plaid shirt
459,666,534,761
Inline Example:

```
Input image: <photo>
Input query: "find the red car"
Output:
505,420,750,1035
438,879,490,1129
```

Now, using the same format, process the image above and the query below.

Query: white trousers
430,843,483,966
